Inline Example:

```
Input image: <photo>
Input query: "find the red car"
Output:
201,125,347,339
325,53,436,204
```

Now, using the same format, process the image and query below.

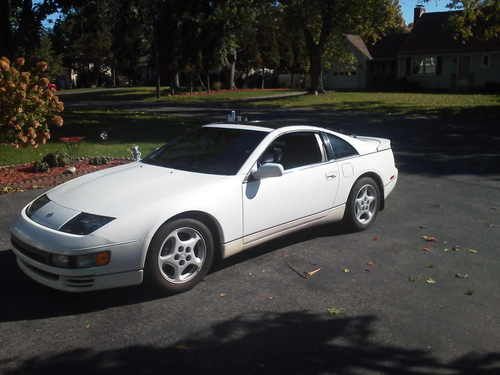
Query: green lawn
258,91,500,119
2,89,499,166
59,87,301,104
0,109,198,166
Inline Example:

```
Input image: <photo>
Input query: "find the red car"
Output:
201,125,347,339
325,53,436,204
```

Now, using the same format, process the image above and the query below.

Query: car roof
203,122,337,134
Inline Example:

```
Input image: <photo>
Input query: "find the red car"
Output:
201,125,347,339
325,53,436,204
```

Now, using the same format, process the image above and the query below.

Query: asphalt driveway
0,109,499,374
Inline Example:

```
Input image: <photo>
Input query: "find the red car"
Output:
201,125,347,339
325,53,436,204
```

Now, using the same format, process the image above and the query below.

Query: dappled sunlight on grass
258,91,500,119
60,87,300,104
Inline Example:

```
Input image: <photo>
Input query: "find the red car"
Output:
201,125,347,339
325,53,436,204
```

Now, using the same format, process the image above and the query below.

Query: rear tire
145,218,214,294
344,177,380,231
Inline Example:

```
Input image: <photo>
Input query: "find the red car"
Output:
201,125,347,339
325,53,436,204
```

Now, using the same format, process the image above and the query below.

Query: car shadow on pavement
0,223,354,323
3,311,499,375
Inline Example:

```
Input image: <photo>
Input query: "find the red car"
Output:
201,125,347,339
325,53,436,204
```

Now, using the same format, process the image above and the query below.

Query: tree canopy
0,0,497,92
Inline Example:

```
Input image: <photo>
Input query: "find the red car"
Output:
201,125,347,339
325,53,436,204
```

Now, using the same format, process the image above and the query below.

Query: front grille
11,235,51,265
64,277,95,288
21,260,59,281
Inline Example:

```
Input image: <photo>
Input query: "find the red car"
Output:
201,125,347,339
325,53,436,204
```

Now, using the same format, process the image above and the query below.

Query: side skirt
222,204,345,258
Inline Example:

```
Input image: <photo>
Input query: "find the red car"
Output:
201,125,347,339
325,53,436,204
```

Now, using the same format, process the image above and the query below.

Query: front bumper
10,206,144,292
16,253,143,292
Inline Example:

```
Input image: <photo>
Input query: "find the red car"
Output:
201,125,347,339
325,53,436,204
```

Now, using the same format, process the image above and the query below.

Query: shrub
32,161,50,173
0,56,64,148
89,156,110,166
42,152,69,167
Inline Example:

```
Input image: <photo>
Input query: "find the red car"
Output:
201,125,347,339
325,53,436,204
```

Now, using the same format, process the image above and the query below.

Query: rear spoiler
353,136,391,151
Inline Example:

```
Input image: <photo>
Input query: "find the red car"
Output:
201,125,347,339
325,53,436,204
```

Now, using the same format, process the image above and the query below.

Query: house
323,6,500,91
371,5,500,90
323,34,373,90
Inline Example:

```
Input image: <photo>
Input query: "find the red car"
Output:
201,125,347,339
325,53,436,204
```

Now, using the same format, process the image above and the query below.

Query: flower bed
0,158,130,194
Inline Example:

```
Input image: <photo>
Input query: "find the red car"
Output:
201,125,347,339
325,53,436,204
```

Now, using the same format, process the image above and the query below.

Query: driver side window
258,132,322,170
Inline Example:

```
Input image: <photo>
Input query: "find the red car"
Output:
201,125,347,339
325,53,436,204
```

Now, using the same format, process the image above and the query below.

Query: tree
283,0,404,93
445,0,500,41
0,0,13,57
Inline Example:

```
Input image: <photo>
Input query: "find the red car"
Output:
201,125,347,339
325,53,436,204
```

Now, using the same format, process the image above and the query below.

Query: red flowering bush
0,56,64,148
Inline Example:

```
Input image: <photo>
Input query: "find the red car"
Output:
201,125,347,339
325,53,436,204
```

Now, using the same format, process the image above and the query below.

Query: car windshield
141,127,267,175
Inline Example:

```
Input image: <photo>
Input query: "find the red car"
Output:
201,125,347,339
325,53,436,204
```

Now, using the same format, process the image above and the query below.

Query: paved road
0,108,499,374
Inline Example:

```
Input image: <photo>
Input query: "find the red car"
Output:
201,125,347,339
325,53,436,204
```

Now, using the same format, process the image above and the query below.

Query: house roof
399,10,500,55
344,34,373,60
370,33,409,59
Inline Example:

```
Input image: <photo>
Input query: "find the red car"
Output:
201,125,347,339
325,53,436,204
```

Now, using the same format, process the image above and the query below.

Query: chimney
413,5,425,26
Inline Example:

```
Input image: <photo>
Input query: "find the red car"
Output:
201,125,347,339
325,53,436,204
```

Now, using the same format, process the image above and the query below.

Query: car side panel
334,150,398,206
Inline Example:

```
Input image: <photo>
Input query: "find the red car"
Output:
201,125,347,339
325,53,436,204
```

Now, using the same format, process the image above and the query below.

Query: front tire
145,218,214,294
344,177,380,231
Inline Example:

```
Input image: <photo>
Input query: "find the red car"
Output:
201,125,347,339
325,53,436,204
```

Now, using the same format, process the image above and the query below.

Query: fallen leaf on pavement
467,249,479,254
421,235,437,242
327,307,345,316
408,276,417,282
305,267,321,278
443,248,450,252
465,290,474,296
455,273,469,279
421,247,432,252
425,277,436,284
452,245,461,252
366,261,375,266
343,268,351,273
219,293,226,297
372,236,379,241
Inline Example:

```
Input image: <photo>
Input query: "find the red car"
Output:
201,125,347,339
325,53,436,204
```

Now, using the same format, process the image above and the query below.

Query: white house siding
398,52,500,90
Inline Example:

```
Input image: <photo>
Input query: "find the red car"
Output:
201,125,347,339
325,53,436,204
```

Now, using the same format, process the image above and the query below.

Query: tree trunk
229,50,237,90
174,71,180,88
261,67,265,89
198,74,206,91
154,12,160,99
112,65,117,88
309,47,324,94
206,72,210,93
0,0,12,57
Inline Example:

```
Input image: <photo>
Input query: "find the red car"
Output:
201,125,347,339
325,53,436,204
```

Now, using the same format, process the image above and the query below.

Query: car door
242,131,339,241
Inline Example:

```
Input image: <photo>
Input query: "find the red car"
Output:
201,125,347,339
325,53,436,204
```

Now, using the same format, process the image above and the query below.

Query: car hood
47,162,228,217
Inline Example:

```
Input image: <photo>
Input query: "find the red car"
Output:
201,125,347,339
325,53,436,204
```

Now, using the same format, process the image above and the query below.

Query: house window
413,56,437,75
481,55,490,68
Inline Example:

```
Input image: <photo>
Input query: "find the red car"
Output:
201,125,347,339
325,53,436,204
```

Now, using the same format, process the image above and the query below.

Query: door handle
325,171,336,179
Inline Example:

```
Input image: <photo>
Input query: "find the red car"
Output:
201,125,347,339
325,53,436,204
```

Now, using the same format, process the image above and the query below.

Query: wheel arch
143,210,225,267
355,172,385,211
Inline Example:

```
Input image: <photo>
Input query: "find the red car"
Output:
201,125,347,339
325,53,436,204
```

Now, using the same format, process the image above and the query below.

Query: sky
40,1,453,29
400,0,451,24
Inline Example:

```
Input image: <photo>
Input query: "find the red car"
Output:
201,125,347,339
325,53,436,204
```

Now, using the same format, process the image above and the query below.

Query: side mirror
252,163,284,179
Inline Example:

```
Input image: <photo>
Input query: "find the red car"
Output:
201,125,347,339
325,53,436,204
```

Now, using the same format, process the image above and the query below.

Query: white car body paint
10,123,398,292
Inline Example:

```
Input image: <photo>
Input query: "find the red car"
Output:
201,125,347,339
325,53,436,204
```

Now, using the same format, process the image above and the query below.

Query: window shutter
436,56,443,75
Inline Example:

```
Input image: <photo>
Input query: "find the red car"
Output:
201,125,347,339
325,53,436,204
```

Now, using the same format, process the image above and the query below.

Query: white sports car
11,123,398,293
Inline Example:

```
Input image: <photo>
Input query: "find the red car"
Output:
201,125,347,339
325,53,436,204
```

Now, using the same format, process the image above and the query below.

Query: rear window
322,133,358,160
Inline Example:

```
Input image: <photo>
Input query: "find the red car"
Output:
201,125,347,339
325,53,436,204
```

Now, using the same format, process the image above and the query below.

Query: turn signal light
95,251,111,266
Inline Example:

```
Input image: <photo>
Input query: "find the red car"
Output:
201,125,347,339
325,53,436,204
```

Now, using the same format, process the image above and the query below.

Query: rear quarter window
323,133,358,160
